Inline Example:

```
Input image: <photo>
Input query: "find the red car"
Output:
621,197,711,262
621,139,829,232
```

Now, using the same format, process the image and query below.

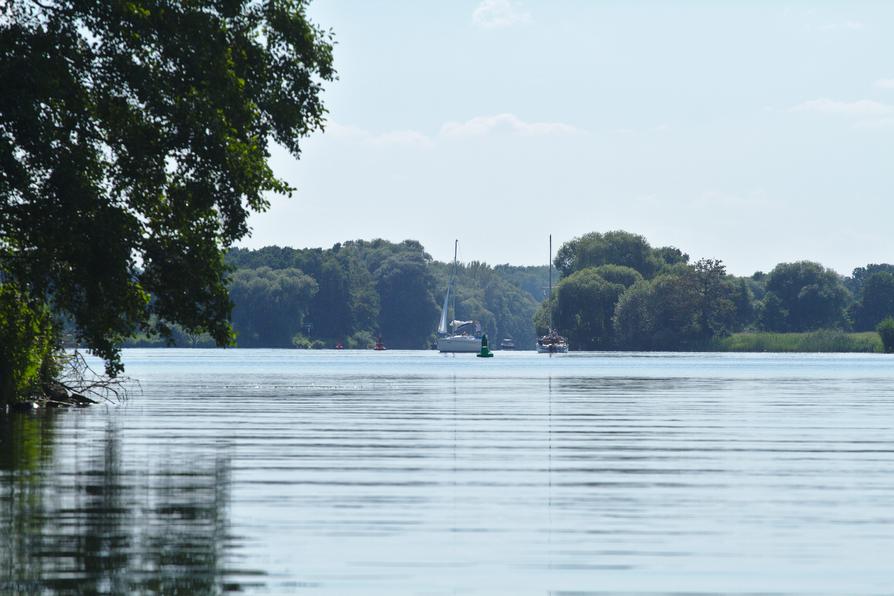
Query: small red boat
373,336,386,350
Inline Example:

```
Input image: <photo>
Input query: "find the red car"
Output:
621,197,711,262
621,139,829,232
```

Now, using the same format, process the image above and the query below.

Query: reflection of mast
548,375,553,570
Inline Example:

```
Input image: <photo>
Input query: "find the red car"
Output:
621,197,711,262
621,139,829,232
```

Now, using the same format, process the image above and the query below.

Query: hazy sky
242,1,894,276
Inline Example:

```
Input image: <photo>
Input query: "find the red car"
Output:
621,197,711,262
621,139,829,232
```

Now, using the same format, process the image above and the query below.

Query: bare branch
54,350,140,404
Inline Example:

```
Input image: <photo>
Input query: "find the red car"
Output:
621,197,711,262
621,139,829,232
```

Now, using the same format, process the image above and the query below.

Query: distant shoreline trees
537,231,891,351
193,231,894,354
221,241,543,350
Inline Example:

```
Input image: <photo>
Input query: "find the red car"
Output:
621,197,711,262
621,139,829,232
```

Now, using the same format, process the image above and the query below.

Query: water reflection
0,411,259,593
4,350,894,593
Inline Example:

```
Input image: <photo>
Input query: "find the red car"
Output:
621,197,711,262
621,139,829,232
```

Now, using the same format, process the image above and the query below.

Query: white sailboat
537,234,569,354
437,240,483,353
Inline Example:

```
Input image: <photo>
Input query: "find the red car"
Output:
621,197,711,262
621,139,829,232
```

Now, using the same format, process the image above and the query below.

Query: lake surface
3,350,894,594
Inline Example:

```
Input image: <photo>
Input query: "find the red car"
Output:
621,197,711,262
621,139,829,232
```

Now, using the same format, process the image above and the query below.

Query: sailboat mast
438,240,459,336
548,234,553,332
451,239,458,321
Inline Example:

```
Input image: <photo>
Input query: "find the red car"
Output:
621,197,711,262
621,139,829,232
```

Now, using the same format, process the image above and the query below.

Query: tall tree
551,268,625,350
692,258,735,339
555,230,664,279
0,1,334,401
846,263,894,299
374,253,439,349
762,262,851,332
229,267,317,347
853,272,894,331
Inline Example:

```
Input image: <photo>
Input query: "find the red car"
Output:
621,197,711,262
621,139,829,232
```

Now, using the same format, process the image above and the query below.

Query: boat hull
438,336,482,353
536,342,568,353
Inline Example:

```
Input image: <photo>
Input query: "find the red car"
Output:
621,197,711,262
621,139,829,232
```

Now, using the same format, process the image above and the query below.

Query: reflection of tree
0,415,259,592
1,412,58,589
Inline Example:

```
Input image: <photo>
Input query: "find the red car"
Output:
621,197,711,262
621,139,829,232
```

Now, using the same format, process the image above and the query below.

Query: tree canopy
760,262,851,332
222,241,544,350
229,267,317,348
554,230,687,280
852,272,894,331
0,1,334,390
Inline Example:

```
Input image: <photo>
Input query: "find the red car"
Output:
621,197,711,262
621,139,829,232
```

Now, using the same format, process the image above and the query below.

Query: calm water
3,350,894,594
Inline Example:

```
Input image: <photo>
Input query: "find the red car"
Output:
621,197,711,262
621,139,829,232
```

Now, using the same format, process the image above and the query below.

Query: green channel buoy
477,333,494,358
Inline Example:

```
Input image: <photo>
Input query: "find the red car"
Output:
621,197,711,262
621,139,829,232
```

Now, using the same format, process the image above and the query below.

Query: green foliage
124,324,217,348
0,1,334,376
613,274,701,350
852,272,894,331
611,261,739,350
552,268,625,349
228,244,381,342
758,292,788,331
220,236,894,354
229,267,318,348
346,331,376,349
877,318,894,353
846,263,894,299
0,284,58,404
717,331,882,353
493,264,549,302
654,246,690,267
728,277,756,330
291,335,312,349
227,241,541,349
591,264,643,288
555,230,662,279
761,262,851,332
447,261,540,349
374,252,439,349
691,258,737,338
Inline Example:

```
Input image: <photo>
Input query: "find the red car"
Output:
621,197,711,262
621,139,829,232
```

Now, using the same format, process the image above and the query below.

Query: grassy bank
715,330,883,353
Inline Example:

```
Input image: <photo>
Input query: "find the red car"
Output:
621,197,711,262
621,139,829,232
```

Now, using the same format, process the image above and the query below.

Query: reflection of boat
537,234,569,354
499,337,516,350
437,240,483,353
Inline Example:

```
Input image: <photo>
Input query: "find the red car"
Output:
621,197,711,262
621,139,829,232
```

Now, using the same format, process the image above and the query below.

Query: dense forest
124,232,894,352
222,240,546,349
538,231,894,350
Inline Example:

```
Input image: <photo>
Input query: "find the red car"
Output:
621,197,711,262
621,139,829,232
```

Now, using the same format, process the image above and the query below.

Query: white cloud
790,98,894,118
440,113,580,137
875,79,894,89
323,114,581,147
326,122,432,147
472,0,531,30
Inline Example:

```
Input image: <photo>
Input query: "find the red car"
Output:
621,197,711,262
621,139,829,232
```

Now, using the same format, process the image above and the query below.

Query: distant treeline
122,232,894,351
222,240,545,349
536,230,894,350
